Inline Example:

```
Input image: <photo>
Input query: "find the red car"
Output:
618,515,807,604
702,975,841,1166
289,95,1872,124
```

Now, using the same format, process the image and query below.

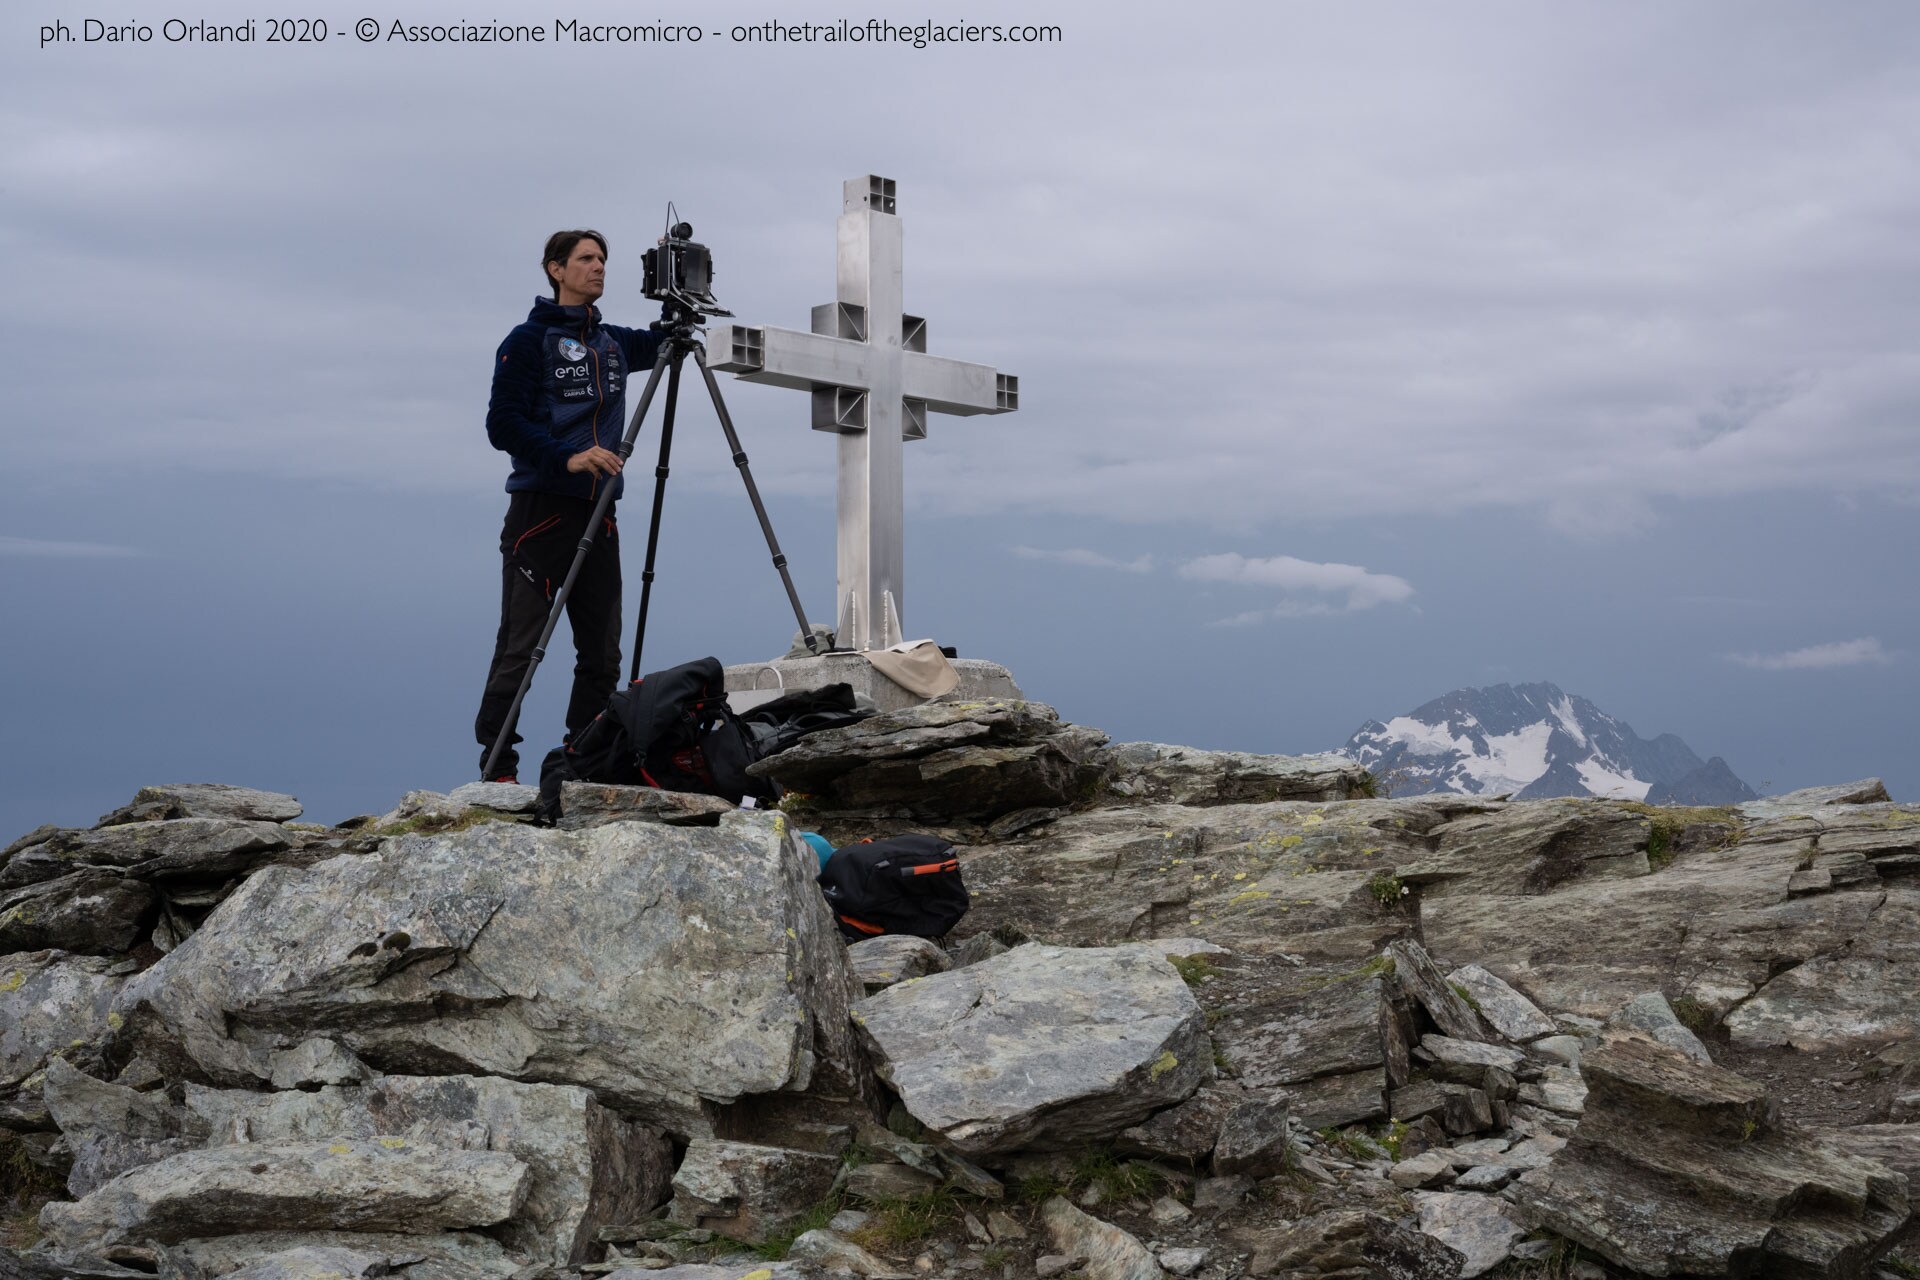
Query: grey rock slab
1420,830,1808,1021
1191,1174,1252,1211
1514,1035,1913,1277
0,869,153,955
848,934,951,994
173,1231,525,1280
99,783,304,825
1287,1066,1388,1130
1389,1151,1455,1189
667,1140,840,1245
852,942,1209,1155
1529,1036,1584,1068
1117,1082,1241,1163
1217,965,1390,1091
1418,1035,1524,1080
446,781,541,813
267,1037,372,1089
42,1057,202,1197
1388,942,1489,1042
1738,779,1891,818
113,812,863,1137
38,1139,531,1251
961,797,1453,963
1515,1067,1586,1117
751,699,1110,823
1451,1164,1515,1191
0,950,126,1091
845,1160,943,1200
1038,1196,1166,1280
557,782,736,829
1818,1125,1919,1208
1399,799,1651,900
1156,1246,1207,1276
185,1073,671,1265
788,1228,914,1278
1444,964,1557,1042
1236,1210,1465,1279
217,1246,394,1279
1723,888,1920,1051
6,818,291,885
1607,992,1712,1064
1212,1092,1291,1178
0,1249,159,1280
1099,743,1368,806
1410,1191,1528,1279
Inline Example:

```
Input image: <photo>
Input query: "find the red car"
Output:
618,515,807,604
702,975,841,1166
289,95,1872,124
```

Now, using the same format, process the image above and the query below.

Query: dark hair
542,229,608,299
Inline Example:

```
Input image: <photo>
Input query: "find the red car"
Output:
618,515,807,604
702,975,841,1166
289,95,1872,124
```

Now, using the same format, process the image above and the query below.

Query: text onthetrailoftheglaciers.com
41,17,1064,49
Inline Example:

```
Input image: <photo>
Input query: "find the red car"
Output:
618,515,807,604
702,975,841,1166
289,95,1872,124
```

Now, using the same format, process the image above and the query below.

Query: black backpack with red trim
816,834,969,941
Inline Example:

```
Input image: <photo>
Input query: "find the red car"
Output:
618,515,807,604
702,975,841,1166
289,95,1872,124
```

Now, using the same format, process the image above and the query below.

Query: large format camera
643,218,731,319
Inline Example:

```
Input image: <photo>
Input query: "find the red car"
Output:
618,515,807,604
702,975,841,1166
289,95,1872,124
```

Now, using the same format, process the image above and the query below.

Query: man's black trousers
474,490,621,780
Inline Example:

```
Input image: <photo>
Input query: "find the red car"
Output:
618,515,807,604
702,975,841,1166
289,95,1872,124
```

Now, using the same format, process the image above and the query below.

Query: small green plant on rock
848,1188,965,1251
1669,995,1714,1033
751,1196,843,1260
1069,1149,1168,1203
1170,954,1219,986
1367,872,1409,908
1449,981,1484,1014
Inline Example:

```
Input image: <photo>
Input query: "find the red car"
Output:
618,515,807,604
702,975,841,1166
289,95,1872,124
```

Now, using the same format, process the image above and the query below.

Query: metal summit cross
707,175,1018,652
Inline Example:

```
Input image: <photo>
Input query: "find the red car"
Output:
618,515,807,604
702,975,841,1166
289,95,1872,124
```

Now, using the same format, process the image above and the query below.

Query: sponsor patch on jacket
558,337,587,362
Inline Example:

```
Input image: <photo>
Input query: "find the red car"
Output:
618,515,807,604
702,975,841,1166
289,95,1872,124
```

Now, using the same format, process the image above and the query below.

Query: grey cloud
1011,546,1153,573
1726,638,1894,671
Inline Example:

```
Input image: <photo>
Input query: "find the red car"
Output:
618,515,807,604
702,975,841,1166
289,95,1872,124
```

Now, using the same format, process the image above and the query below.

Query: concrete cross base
723,653,1024,715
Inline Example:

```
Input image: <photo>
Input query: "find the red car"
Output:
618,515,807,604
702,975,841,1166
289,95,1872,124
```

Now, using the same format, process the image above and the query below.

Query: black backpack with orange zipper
816,834,969,941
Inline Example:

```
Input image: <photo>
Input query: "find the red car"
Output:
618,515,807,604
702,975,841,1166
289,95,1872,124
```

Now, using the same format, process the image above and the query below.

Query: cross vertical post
707,175,1019,652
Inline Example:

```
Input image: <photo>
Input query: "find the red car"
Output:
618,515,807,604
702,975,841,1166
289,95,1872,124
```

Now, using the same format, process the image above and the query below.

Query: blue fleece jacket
486,297,665,501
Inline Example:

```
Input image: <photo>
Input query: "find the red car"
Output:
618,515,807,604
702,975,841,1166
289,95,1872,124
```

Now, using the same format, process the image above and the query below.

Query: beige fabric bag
863,639,959,699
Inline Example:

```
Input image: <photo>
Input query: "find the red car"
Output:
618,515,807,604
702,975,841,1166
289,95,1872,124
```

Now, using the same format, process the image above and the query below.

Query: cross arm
706,324,872,393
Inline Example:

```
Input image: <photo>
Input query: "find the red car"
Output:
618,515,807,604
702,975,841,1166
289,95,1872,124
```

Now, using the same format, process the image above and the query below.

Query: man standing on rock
473,230,664,783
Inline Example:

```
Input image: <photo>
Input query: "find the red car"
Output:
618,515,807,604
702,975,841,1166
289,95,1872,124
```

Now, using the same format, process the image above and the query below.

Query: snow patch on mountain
1343,681,1755,804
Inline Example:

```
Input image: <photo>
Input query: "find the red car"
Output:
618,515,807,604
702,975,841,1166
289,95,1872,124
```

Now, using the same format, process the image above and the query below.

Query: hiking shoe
488,774,518,785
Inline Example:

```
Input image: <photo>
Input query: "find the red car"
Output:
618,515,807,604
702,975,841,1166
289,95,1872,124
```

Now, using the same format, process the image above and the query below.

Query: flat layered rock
1236,1210,1464,1278
1100,743,1369,806
750,699,1109,823
0,870,153,955
1040,1196,1166,1280
99,783,304,825
43,1058,201,1197
667,1139,840,1245
172,1231,525,1280
1,818,290,887
853,943,1209,1155
961,798,1458,962
0,950,127,1105
847,934,951,994
557,781,736,829
1514,1035,1914,1276
184,1074,672,1265
38,1139,531,1251
1445,964,1556,1042
1409,1192,1528,1278
113,812,863,1137
1723,888,1920,1052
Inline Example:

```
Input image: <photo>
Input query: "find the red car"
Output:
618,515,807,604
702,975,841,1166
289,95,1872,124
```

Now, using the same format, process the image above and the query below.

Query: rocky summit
1,711,1916,1280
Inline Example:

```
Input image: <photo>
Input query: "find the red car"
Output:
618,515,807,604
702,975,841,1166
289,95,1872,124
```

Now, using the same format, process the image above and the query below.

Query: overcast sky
3,2,1917,834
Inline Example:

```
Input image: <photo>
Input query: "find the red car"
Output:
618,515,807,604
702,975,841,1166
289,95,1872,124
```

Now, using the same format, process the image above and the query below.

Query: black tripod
481,304,818,782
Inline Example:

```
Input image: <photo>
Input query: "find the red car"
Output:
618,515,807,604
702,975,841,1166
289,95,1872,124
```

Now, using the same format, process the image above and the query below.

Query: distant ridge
1342,681,1757,804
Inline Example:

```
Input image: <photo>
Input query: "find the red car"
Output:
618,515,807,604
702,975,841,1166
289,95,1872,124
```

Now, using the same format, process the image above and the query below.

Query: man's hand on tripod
566,446,624,478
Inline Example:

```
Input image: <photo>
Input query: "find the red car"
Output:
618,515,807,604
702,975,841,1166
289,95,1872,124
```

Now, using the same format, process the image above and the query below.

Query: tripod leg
693,347,820,655
628,350,686,682
481,345,673,781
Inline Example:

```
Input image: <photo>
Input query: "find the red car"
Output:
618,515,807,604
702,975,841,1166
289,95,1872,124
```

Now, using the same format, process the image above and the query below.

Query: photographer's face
550,240,606,306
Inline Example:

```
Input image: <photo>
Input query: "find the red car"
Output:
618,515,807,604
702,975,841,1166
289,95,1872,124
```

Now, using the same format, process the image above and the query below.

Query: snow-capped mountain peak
1343,682,1755,803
